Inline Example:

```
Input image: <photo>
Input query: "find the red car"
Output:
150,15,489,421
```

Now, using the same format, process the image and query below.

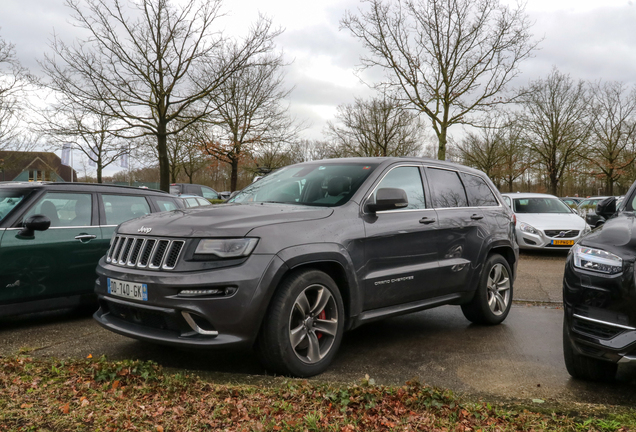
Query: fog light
178,287,237,297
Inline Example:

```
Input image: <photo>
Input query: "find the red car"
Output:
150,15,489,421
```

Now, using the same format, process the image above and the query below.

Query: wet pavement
1,251,634,407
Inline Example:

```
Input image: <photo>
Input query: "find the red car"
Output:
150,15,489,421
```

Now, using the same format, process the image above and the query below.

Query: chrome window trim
5,225,95,230
573,313,636,331
364,163,428,213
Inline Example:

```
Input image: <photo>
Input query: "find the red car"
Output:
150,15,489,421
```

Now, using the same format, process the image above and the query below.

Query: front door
0,192,103,304
362,165,440,310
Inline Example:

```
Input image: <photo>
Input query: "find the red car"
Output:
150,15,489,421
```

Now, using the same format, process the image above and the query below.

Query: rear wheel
563,319,617,381
461,254,513,325
256,269,344,377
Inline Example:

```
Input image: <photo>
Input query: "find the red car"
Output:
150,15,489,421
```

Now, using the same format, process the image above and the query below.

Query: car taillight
512,214,516,226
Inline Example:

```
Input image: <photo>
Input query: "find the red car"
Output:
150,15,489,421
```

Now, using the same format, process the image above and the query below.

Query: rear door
426,167,488,295
0,191,102,303
362,164,440,310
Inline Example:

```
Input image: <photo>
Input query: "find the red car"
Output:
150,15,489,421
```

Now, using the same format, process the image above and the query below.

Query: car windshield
0,189,28,222
229,162,380,207
513,197,572,214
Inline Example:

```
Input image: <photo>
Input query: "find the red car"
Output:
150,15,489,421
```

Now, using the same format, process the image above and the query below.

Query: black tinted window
460,173,498,207
427,168,468,208
374,166,426,210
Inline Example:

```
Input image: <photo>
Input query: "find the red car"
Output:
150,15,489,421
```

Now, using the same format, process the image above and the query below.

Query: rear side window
169,185,181,195
427,168,468,208
101,195,151,225
201,186,219,199
154,197,181,211
374,166,426,210
460,173,498,207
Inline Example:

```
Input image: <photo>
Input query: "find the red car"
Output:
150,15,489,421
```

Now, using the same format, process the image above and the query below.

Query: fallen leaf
81,398,89,407
156,426,164,432
61,403,70,414
112,380,120,390
86,354,93,359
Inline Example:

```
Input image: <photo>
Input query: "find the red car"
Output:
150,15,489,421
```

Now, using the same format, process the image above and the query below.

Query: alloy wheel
289,284,338,364
487,263,510,316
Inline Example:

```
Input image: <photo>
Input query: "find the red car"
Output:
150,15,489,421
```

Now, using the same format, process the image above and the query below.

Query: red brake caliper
317,310,326,339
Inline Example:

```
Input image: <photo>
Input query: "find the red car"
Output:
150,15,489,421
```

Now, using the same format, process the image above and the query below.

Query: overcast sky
2,0,636,176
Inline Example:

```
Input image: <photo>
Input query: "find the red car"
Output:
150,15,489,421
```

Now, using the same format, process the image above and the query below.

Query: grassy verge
0,354,633,431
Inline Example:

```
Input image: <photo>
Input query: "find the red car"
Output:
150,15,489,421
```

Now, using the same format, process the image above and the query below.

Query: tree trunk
157,122,170,192
606,175,614,196
437,126,447,161
548,168,558,195
230,158,239,192
97,164,102,183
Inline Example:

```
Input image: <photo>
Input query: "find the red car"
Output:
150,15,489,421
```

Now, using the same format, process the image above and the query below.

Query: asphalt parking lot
2,249,635,407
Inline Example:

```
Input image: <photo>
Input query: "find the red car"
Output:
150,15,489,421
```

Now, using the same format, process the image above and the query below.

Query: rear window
427,168,468,208
169,185,181,195
102,195,151,225
460,173,498,207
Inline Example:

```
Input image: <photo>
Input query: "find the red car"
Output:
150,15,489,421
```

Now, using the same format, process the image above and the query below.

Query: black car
0,182,182,317
94,158,518,377
563,190,636,381
577,196,611,228
169,183,220,200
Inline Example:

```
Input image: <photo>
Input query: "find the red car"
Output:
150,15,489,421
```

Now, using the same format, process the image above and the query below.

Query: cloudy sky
2,0,636,175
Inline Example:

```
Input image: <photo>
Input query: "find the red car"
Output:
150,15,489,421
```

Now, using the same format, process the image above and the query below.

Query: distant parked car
179,195,212,208
0,182,183,317
169,183,220,200
560,197,583,209
577,197,611,228
501,192,590,250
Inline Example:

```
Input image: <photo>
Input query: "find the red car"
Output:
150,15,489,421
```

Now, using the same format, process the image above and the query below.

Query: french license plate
107,278,148,301
552,239,575,246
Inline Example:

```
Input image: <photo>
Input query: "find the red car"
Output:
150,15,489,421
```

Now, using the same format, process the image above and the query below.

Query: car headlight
572,244,622,274
583,224,591,233
195,238,259,259
519,222,539,235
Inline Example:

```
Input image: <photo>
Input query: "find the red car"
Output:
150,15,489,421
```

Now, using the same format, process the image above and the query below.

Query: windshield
513,197,572,214
229,162,380,207
0,189,28,222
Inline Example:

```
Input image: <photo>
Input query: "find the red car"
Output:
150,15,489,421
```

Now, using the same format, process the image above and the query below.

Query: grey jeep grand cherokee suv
94,157,518,377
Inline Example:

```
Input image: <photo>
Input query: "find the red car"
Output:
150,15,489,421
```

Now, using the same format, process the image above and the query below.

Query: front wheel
461,254,513,325
563,319,617,381
256,269,345,377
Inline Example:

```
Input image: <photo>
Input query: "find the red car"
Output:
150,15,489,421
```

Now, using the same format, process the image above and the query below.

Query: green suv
0,182,182,316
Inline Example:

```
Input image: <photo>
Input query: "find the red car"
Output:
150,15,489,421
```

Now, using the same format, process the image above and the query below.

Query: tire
461,254,513,325
256,269,345,377
563,318,617,382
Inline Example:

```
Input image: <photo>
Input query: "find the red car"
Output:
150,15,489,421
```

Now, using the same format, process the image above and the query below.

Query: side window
374,166,426,210
460,173,498,207
187,185,202,196
201,186,219,200
185,197,198,208
154,197,180,211
24,192,93,227
101,195,151,225
196,197,211,206
427,168,468,208
502,196,512,207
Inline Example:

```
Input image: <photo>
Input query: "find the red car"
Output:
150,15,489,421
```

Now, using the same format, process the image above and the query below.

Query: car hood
580,212,636,260
117,203,334,238
515,213,587,231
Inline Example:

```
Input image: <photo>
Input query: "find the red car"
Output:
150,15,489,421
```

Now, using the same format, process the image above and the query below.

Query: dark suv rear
94,158,518,377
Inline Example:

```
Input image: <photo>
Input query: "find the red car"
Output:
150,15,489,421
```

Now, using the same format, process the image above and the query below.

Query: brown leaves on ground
0,355,632,431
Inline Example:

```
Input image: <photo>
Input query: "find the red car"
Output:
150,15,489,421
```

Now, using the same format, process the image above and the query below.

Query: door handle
75,234,97,241
470,214,484,220
419,217,436,224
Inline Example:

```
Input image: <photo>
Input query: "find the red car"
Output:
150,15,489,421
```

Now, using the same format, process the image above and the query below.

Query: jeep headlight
572,244,622,274
195,238,259,258
519,222,539,235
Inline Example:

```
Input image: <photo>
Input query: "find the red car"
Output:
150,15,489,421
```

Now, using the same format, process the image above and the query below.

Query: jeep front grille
106,235,185,270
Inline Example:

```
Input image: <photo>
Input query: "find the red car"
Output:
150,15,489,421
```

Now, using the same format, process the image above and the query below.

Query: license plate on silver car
107,278,148,301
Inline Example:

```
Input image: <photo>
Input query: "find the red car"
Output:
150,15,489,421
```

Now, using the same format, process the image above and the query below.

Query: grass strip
0,354,633,431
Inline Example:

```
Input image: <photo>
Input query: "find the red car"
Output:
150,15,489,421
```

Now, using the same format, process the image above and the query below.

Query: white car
501,193,590,250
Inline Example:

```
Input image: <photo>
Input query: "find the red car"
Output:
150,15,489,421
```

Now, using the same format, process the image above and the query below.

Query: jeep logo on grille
138,226,152,234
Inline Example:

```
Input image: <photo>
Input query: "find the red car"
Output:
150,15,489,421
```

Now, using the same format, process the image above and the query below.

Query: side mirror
17,214,51,239
596,197,617,221
366,188,409,213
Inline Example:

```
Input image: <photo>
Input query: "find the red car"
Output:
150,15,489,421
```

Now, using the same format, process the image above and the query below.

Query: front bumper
93,254,287,349
563,254,636,363
516,227,587,250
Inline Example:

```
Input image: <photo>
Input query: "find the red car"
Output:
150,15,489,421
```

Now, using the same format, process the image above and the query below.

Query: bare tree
342,0,538,160
498,118,529,192
455,120,507,187
41,0,279,191
38,103,127,182
517,69,590,195
326,94,423,157
200,52,300,191
0,32,29,149
586,81,636,195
